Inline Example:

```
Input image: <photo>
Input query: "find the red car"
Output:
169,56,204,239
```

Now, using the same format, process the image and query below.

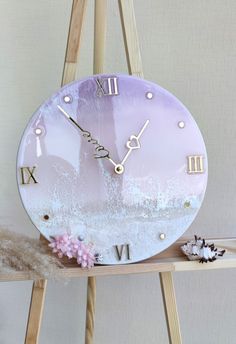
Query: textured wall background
0,0,236,343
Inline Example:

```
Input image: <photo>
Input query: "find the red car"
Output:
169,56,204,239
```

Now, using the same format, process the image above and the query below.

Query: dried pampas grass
0,228,64,280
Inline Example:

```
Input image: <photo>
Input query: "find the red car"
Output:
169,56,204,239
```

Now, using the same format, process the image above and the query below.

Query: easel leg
118,0,143,78
62,0,87,85
84,2,107,343
159,272,182,344
85,277,96,344
24,279,47,344
93,0,107,74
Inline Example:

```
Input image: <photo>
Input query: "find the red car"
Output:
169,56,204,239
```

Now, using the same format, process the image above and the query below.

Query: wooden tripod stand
19,1,236,343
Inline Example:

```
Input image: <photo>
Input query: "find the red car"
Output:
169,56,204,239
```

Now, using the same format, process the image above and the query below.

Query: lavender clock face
17,74,208,264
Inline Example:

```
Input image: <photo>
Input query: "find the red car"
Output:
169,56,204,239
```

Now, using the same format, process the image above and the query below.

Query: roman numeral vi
114,244,131,261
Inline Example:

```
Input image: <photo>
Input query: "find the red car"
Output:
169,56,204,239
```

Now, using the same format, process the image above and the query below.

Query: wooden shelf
1,238,235,282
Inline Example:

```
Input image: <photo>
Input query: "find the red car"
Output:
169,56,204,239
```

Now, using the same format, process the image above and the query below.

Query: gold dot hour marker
178,121,185,128
146,92,153,99
159,233,166,240
35,128,42,135
43,214,49,220
184,201,191,208
63,95,72,103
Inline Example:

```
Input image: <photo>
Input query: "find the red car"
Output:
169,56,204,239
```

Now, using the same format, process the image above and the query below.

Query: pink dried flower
49,233,101,269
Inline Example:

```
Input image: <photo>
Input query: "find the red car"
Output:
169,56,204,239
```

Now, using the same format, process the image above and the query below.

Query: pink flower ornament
49,233,102,269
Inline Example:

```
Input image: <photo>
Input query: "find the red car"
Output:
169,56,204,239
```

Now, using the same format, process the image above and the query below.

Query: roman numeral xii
96,77,119,97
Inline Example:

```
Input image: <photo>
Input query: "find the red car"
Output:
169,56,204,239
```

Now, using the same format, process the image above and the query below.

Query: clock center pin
114,164,124,175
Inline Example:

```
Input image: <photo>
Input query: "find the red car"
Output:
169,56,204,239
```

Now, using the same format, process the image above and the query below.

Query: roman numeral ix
20,166,38,185
114,244,131,261
96,77,119,97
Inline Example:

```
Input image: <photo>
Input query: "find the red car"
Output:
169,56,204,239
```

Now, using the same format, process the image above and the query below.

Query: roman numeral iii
96,77,119,97
20,166,38,184
114,244,131,261
187,155,204,174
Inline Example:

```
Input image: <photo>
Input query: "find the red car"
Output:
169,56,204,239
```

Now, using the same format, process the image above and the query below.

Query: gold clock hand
120,119,150,166
57,105,117,166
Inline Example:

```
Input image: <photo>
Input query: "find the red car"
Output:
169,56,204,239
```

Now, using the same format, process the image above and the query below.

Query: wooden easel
23,1,192,343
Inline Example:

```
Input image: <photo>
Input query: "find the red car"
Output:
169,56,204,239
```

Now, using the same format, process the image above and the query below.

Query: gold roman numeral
96,77,119,97
187,155,204,174
114,244,131,261
20,166,38,185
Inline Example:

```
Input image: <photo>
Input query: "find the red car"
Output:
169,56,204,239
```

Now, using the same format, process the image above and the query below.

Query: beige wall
0,0,236,343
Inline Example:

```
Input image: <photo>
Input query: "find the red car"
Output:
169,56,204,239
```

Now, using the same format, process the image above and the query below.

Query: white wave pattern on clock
17,74,208,264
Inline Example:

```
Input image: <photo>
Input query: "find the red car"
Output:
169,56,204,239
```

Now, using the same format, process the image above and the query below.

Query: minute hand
57,105,117,167
121,120,150,166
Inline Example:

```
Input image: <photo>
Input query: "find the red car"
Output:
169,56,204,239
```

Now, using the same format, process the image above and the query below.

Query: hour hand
57,105,118,168
120,120,149,166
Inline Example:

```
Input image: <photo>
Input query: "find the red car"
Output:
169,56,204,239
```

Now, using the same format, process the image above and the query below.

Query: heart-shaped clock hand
114,120,149,175
126,135,141,150
57,105,117,168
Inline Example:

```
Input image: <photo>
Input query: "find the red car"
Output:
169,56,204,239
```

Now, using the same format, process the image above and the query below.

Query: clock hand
57,105,117,167
120,119,150,166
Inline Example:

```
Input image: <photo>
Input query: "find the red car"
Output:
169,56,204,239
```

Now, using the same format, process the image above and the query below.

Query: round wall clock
17,74,208,264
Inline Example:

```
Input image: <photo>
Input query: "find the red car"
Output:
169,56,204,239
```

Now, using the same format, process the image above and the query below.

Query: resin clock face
17,74,208,264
